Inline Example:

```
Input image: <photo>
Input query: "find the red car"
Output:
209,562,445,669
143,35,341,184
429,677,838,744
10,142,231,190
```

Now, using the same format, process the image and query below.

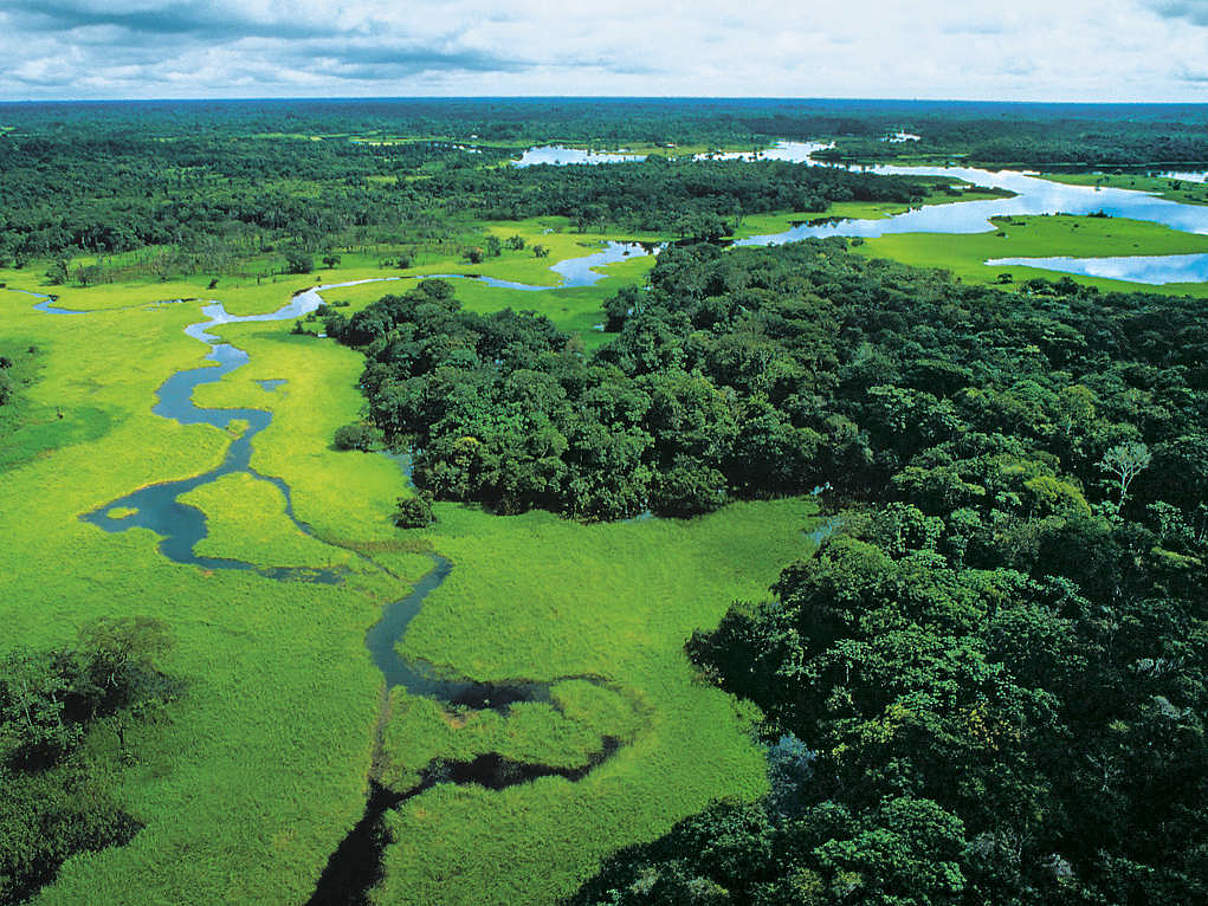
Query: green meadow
858,213,1208,296
375,499,814,905
0,239,815,905
1040,171,1208,206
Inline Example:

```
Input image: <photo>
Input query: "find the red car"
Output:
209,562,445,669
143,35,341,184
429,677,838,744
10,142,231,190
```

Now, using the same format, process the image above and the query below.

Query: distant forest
3,99,1208,274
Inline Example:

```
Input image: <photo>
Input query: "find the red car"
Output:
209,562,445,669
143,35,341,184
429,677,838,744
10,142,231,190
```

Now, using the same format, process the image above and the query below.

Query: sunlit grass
374,498,817,905
860,213,1208,295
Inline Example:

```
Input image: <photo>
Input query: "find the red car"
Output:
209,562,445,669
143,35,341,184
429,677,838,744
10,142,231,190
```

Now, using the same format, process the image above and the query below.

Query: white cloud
0,0,1203,100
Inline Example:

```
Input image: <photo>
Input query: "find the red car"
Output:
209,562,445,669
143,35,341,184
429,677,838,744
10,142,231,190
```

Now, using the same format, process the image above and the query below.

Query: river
515,141,1208,285
24,280,637,905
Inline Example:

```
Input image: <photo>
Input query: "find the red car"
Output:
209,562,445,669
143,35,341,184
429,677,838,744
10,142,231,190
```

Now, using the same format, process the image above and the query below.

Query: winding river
26,274,639,905
518,141,1208,284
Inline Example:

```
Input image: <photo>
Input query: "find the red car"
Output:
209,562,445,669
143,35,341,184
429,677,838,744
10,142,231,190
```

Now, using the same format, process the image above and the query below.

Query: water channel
517,141,1208,284
26,136,1208,902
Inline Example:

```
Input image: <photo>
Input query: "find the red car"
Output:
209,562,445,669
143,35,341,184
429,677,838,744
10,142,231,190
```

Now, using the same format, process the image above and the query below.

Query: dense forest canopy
4,98,1208,271
4,97,1208,153
0,132,920,270
333,240,1208,523
554,241,1208,905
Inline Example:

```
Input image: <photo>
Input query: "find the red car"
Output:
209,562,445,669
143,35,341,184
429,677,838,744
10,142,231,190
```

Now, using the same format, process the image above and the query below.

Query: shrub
392,493,435,528
332,423,378,451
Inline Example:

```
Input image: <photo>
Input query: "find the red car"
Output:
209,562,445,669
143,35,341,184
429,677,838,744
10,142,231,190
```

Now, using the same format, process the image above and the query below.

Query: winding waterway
517,141,1208,284
26,279,638,905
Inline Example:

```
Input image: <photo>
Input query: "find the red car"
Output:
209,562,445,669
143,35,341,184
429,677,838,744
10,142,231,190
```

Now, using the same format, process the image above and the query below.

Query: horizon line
1,95,1207,107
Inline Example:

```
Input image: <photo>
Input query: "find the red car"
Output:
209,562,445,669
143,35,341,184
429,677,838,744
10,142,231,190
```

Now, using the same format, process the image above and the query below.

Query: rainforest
1,98,1207,906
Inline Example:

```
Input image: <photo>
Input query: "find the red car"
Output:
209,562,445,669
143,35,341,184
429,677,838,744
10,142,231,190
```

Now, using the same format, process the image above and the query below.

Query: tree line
566,242,1208,905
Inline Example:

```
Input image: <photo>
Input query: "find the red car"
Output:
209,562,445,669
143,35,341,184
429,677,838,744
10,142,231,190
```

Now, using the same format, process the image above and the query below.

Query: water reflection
985,252,1208,285
512,145,645,167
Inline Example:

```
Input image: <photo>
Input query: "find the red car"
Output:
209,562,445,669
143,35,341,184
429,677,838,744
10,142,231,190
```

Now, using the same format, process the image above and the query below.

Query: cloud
1146,0,1208,24
309,46,528,81
942,19,1007,35
6,0,329,40
0,0,1201,101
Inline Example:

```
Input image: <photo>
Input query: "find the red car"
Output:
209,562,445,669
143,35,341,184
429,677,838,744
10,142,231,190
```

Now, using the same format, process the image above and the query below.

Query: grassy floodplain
0,240,818,904
1039,170,1208,206
376,499,815,905
857,213,1208,296
4,156,1204,904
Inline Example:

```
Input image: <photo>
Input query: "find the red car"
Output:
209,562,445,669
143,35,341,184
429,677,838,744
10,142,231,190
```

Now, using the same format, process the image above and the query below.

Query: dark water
26,287,634,903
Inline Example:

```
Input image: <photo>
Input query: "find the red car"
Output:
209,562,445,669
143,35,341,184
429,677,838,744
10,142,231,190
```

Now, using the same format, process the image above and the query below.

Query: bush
650,463,727,517
284,249,313,274
392,493,435,528
332,423,378,451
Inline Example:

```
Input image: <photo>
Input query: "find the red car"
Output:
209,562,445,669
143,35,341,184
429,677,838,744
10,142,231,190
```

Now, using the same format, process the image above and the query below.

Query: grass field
375,498,816,905
1040,171,1208,207
858,213,1208,296
0,239,818,905
0,287,393,904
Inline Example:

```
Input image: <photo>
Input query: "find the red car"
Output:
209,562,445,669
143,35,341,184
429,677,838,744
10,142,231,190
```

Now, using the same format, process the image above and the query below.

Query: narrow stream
24,283,638,905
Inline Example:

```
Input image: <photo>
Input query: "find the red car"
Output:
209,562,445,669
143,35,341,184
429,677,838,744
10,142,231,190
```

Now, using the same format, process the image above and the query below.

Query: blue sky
1,0,1206,101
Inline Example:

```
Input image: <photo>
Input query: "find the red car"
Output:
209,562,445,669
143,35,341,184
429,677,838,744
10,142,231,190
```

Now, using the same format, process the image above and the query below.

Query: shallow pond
512,145,645,167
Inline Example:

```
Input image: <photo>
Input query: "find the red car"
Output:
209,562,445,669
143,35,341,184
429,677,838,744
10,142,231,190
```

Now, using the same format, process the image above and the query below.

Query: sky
0,0,1206,101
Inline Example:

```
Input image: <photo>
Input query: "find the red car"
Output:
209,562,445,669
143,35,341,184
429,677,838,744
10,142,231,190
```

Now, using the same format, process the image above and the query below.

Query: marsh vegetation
2,99,1207,906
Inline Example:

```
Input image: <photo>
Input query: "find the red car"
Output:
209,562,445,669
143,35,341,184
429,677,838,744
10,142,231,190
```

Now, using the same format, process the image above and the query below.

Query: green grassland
858,213,1208,296
0,288,391,904
178,473,360,571
376,498,816,906
0,249,818,904
382,679,647,791
1040,171,1208,206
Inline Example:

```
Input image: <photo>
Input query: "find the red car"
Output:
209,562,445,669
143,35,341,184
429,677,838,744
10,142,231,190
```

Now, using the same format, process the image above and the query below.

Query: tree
44,259,70,286
1099,441,1151,512
284,248,313,274
332,423,378,451
76,616,173,711
393,493,435,528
